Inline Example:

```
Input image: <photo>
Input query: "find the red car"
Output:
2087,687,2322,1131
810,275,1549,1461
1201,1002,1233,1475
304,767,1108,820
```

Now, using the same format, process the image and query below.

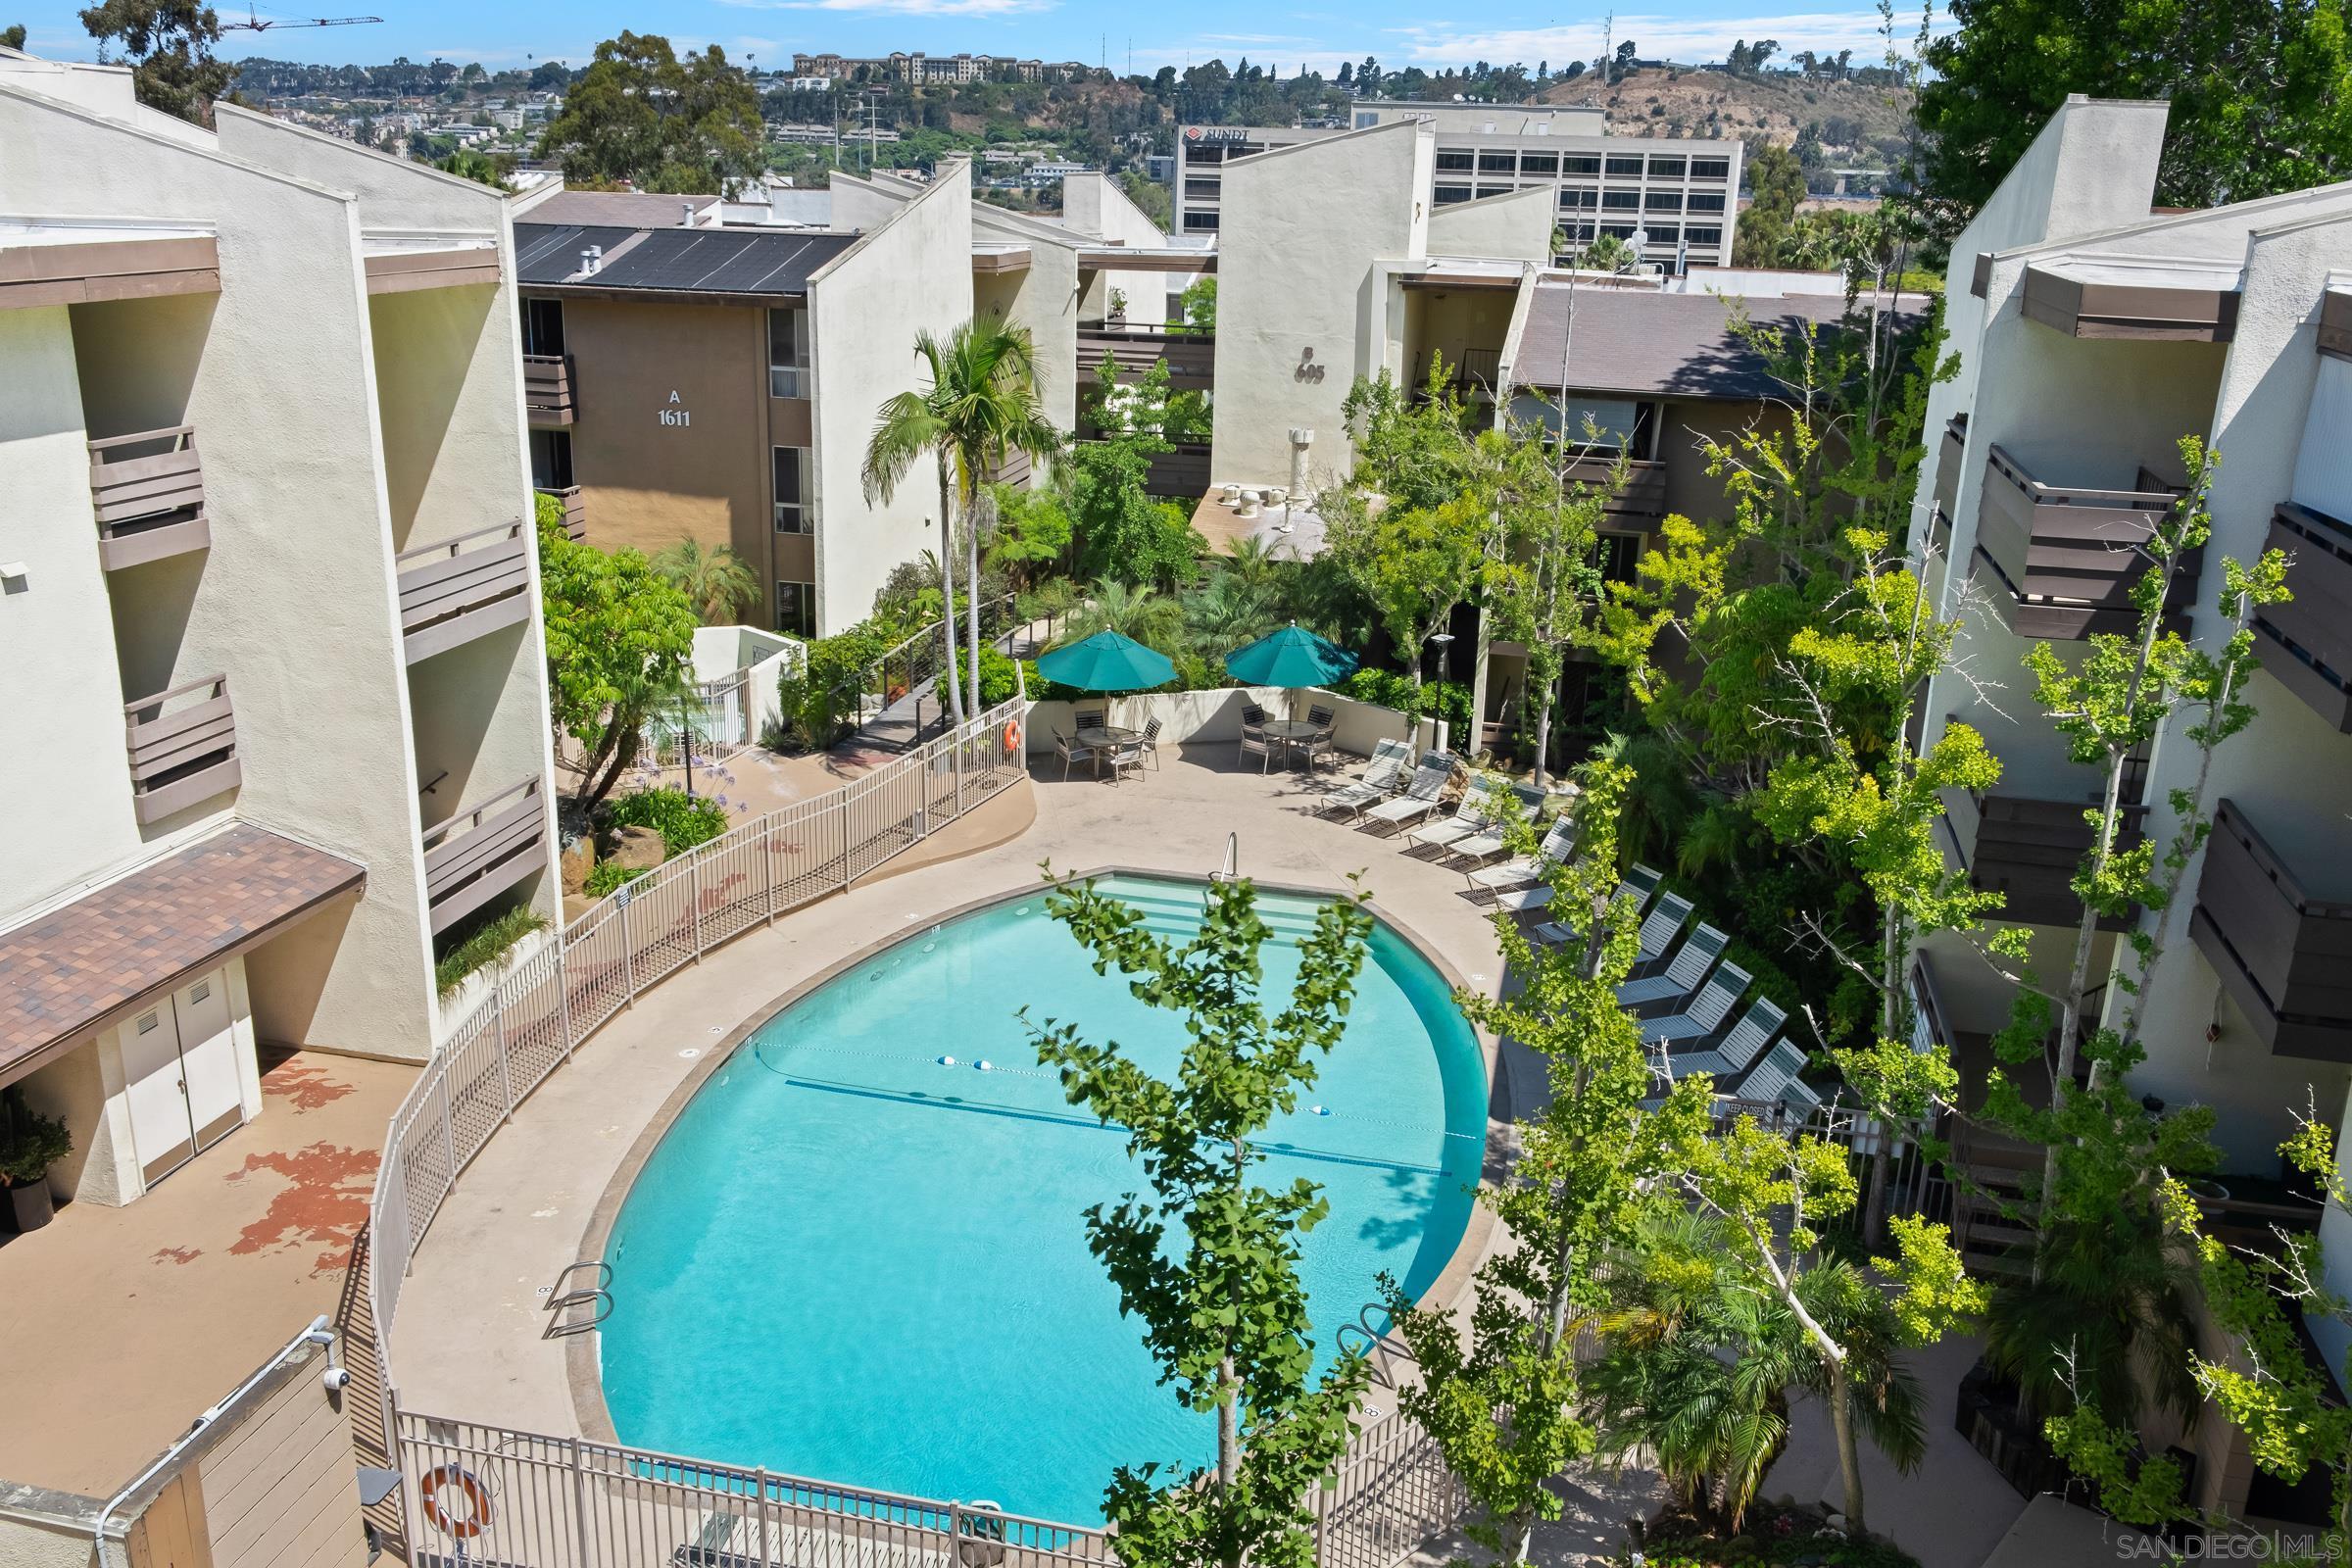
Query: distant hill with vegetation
1540,65,1915,177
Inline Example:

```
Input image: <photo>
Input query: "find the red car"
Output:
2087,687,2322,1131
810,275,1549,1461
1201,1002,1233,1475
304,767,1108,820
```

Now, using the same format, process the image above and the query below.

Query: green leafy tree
1178,276,1217,335
2,23,28,48
1912,0,2352,235
983,481,1074,586
1119,167,1172,228
78,0,230,122
536,495,697,808
863,318,1059,722
776,623,892,749
650,536,760,624
1385,764,1716,1562
1072,359,1204,588
1731,142,1808,268
536,32,764,195
434,146,514,187
1480,408,1613,787
1025,872,1376,1568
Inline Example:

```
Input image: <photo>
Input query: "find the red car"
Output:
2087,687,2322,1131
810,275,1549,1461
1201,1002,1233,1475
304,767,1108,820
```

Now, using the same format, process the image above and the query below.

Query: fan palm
862,319,1060,725
650,537,760,625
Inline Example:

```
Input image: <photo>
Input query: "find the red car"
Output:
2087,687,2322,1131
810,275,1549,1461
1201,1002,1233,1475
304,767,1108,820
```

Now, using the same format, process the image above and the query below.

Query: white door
173,972,243,1154
122,1002,197,1187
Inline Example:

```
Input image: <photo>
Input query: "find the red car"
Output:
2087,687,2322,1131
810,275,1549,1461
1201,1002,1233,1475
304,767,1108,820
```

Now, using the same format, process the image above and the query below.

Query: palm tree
863,320,1060,725
1181,573,1278,656
1983,1213,2199,1432
1064,580,1184,652
650,537,760,625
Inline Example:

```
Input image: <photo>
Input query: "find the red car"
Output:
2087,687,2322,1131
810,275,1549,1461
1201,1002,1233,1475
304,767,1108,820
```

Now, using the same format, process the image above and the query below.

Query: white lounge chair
1451,781,1580,864
1491,882,1555,915
1614,923,1729,1008
1408,776,1500,850
1534,865,1668,948
1467,816,1580,891
1638,962,1753,1045
1323,738,1412,818
1732,1040,1818,1116
1358,753,1455,832
1658,998,1786,1084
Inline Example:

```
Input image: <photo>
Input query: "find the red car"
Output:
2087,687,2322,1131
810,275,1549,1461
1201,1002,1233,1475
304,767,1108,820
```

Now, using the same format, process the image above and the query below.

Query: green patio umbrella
1035,629,1177,692
1224,623,1360,688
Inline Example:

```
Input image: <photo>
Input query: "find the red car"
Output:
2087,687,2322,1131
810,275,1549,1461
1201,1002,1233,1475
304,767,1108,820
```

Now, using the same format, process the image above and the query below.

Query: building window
1644,190,1684,212
1475,186,1510,201
1601,189,1642,211
768,307,808,398
1687,191,1726,214
1182,211,1220,231
1646,155,1687,179
774,580,814,637
773,446,810,533
1185,142,1224,164
1353,111,1377,128
530,428,572,490
1477,150,1515,174
1598,532,1642,585
1598,221,1638,240
1684,225,1724,247
1690,157,1731,180
1184,177,1221,200
1435,148,1475,172
521,297,565,357
1562,154,1600,175
1520,151,1558,175
1558,186,1597,210
1434,184,1473,205
1603,154,1644,177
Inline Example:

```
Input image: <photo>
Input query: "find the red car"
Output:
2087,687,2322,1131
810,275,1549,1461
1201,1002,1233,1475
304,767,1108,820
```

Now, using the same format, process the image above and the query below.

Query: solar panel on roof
514,223,856,295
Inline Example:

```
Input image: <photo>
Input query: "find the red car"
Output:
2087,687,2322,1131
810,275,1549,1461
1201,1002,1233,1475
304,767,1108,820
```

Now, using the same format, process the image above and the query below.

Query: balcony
1972,444,2194,639
122,674,240,824
421,776,548,935
1943,774,2146,929
396,521,532,664
1076,322,1213,390
537,485,587,543
1564,453,1668,525
2324,288,2351,364
1448,347,1503,394
2255,503,2352,732
1932,414,1967,541
522,354,575,424
88,425,209,570
2190,800,2352,1060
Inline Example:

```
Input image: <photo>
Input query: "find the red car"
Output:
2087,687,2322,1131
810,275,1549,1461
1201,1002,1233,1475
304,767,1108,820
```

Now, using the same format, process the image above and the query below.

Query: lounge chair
1491,882,1555,915
1054,730,1099,782
1467,816,1580,891
1450,781,1579,865
1657,999,1785,1086
1322,738,1412,817
1731,1040,1818,1117
1533,866,1669,948
1614,923,1729,1008
1408,776,1500,851
1358,753,1455,832
1240,717,1275,774
1637,961,1753,1045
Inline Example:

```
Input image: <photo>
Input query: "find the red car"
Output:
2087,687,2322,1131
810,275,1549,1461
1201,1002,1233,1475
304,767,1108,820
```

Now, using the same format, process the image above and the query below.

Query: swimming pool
598,874,1488,1526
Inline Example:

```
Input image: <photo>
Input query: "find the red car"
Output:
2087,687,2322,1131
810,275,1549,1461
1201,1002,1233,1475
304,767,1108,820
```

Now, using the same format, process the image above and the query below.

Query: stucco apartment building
514,166,1199,635
1907,97,2352,1524
1176,100,1744,271
0,48,560,1209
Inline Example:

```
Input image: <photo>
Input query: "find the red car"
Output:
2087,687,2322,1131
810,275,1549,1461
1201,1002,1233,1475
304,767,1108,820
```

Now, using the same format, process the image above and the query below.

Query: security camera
322,1366,352,1394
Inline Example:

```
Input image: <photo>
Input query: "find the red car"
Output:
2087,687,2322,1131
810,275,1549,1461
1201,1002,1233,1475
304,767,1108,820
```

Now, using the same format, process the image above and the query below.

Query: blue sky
14,2,1928,79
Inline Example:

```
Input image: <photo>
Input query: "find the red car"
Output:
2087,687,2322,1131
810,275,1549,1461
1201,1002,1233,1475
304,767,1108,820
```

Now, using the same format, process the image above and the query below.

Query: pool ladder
1210,832,1239,883
1334,1300,1418,1392
541,1258,612,1339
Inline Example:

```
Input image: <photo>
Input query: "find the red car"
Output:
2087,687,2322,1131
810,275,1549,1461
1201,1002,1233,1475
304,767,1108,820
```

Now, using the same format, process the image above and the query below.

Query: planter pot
8,1180,55,1233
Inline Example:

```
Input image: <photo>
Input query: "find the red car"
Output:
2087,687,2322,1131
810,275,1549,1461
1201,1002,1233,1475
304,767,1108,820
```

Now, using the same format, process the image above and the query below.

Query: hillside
1539,69,1913,171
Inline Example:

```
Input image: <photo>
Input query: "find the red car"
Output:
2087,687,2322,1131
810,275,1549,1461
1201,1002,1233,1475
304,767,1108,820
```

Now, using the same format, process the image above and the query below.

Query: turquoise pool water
600,875,1487,1526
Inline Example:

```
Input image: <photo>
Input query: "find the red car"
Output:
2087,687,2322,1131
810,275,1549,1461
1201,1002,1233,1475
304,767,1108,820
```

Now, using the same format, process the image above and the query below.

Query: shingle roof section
514,222,858,295
1517,284,1930,402
524,190,719,228
0,825,366,1082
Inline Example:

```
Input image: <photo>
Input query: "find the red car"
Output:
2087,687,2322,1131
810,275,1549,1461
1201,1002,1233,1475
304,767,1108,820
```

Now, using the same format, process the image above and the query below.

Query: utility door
173,971,244,1154
122,998,197,1187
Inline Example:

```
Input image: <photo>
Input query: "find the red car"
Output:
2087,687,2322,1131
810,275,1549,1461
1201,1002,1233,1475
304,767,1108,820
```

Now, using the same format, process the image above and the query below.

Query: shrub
585,859,652,899
944,643,1025,709
0,1088,72,1188
432,904,551,1000
608,787,728,857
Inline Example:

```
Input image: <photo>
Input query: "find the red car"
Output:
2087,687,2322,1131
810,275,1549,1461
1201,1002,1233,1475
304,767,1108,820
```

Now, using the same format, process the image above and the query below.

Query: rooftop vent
579,245,603,276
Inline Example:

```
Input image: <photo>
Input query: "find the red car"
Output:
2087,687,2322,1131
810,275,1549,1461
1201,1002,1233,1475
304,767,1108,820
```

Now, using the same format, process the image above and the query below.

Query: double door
122,969,244,1189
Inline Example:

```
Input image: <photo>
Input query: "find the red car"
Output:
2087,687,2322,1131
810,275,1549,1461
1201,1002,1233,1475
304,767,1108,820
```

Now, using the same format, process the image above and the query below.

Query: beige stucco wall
808,164,974,634
976,209,1084,437
1425,184,1554,263
1212,121,1432,490
1063,171,1171,330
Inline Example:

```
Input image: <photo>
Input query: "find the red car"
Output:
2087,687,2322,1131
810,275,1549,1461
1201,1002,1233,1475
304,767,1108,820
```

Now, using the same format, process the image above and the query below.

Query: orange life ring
1002,718,1022,755
420,1463,492,1541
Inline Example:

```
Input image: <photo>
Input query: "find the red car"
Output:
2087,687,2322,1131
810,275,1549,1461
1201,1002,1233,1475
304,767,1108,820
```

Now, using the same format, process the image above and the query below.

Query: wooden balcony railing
985,448,1034,490
1563,452,1669,523
88,425,210,570
1943,770,2146,929
2191,799,2352,1061
522,353,575,424
396,521,533,665
123,674,240,825
537,485,587,543
1973,444,2194,639
1141,442,1210,499
2255,502,2352,733
1076,323,1213,390
1932,414,1967,541
2320,287,2350,365
421,776,548,935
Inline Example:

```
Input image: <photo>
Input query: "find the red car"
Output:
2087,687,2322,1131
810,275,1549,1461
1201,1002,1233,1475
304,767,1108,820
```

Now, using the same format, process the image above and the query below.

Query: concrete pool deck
389,746,1538,1442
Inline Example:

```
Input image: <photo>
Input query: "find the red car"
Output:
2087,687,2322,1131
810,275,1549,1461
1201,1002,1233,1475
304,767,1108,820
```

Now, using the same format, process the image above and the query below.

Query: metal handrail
419,774,540,855
394,517,525,569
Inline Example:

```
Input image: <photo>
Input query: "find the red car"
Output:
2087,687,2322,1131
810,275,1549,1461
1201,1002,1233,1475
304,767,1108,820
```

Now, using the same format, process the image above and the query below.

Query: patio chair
1054,730,1100,782
1240,717,1276,774
1323,738,1413,817
1408,776,1500,851
1107,736,1149,784
1613,922,1729,1008
1636,961,1752,1045
1490,881,1555,915
1466,816,1581,891
1450,786,1573,867
1075,710,1107,737
1658,999,1786,1086
1731,1040,1820,1118
1138,717,1165,770
1242,705,1267,727
1358,753,1455,832
1532,866,1669,948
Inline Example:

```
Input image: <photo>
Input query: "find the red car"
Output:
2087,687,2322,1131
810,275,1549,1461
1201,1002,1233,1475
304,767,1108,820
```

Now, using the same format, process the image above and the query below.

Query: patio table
1260,717,1326,768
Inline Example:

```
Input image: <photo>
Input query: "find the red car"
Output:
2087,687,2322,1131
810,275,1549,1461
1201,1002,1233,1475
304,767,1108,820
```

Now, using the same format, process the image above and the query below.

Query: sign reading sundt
1184,126,1250,145
659,390,691,428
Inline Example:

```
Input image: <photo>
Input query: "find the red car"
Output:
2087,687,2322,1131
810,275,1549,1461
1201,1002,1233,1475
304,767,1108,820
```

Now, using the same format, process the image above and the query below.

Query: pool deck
389,746,1538,1443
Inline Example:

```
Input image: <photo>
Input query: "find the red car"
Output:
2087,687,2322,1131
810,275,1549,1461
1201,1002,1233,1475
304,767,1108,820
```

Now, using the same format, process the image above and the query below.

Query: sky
12,1,1931,80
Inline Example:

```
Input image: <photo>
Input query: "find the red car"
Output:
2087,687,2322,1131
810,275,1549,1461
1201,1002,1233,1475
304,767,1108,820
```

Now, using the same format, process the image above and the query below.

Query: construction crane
220,7,383,31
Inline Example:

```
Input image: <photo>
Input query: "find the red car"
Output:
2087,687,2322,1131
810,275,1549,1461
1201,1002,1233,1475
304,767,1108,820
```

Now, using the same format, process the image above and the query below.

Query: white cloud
715,0,1054,15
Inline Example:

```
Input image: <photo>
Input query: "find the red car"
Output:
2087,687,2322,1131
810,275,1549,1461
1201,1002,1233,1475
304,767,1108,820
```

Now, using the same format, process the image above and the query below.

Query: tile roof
514,221,858,296
1517,282,1930,403
0,825,366,1084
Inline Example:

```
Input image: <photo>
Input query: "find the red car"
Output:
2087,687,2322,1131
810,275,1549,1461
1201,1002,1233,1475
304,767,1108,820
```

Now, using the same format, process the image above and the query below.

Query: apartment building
1176,100,1743,270
790,52,1087,85
511,170,977,637
1907,96,2352,1524
0,51,561,1208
